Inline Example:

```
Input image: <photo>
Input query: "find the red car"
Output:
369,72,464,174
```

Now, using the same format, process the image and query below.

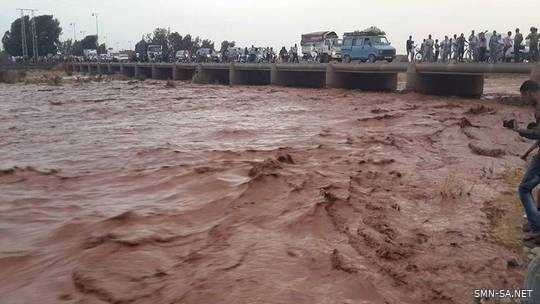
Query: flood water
0,75,533,303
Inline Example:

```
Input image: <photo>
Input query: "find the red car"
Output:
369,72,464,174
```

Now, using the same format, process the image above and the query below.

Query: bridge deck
68,62,538,75
64,61,540,98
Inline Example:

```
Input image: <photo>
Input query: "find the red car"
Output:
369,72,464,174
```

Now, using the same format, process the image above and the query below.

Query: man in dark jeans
457,33,466,61
478,32,487,62
510,80,540,240
515,28,524,62
511,80,540,304
406,36,415,62
527,27,539,62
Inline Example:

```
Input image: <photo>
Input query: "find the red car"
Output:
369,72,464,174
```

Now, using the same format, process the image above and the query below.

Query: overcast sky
1,0,540,53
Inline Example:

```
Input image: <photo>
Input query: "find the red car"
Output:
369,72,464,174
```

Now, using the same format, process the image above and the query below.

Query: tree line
2,15,235,59
2,15,61,57
135,28,237,60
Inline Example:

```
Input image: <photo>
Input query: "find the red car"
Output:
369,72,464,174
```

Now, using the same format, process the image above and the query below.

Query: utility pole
92,12,99,46
29,9,39,63
16,9,28,62
69,22,77,41
16,8,38,63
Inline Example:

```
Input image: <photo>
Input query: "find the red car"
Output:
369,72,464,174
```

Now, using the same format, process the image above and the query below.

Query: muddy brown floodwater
0,75,535,304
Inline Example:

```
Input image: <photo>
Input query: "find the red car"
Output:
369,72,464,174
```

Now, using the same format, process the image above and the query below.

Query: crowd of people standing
406,27,539,63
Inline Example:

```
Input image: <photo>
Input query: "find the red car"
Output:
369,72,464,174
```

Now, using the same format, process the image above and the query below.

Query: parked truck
300,31,342,63
83,49,98,61
147,45,163,62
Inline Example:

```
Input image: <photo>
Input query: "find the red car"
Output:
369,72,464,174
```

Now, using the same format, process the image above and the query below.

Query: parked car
341,30,396,63
224,47,243,62
175,50,191,62
195,48,219,63
99,53,113,62
113,53,130,62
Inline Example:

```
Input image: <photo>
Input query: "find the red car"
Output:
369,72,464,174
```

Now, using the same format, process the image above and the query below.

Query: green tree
97,43,107,55
180,34,192,50
192,36,201,51
81,35,98,50
2,15,61,57
134,38,147,59
152,28,168,52
220,40,235,53
152,28,168,47
72,40,83,56
34,15,62,55
57,39,73,55
201,39,214,50
168,32,183,52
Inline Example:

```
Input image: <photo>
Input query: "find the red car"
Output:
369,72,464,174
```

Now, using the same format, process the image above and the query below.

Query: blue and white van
341,31,396,63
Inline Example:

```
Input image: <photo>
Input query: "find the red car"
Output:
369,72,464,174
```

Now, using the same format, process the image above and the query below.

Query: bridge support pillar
270,64,283,86
531,64,540,83
229,63,236,86
406,64,484,98
271,64,325,88
231,64,271,85
134,65,141,79
122,65,135,78
172,64,178,80
326,64,397,91
193,65,230,85
65,63,74,75
90,64,99,75
151,66,158,79
152,65,173,80
107,64,112,74
173,65,196,80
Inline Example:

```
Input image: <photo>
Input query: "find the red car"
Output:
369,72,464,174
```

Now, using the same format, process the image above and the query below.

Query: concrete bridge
66,62,540,98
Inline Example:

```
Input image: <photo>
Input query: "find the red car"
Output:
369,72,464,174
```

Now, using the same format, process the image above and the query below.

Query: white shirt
503,36,513,47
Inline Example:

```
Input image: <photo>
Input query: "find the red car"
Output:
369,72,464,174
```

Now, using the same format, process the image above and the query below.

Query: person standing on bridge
451,34,459,61
527,27,539,62
469,30,479,62
478,31,488,62
291,44,299,63
434,39,440,62
457,33,467,62
406,36,415,62
503,31,513,63
489,31,499,62
514,28,524,63
279,47,287,63
441,36,451,63
288,46,294,63
424,35,434,62
419,39,425,61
